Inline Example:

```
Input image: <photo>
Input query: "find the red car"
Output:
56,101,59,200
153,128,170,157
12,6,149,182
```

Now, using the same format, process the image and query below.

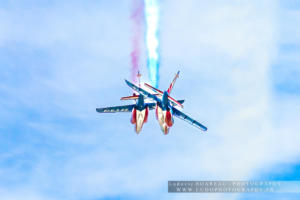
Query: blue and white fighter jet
96,71,207,134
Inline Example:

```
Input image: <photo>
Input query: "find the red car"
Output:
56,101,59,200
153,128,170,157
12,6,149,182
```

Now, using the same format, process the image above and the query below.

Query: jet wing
144,83,183,108
172,107,207,131
96,103,156,113
96,105,135,113
125,80,162,103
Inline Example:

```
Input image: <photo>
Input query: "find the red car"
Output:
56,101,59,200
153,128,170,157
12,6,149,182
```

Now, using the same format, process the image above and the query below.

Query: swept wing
96,103,156,113
172,107,207,131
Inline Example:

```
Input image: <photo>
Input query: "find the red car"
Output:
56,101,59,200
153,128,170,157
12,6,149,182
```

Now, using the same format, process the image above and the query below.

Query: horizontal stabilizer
177,100,185,104
121,95,139,100
168,95,184,108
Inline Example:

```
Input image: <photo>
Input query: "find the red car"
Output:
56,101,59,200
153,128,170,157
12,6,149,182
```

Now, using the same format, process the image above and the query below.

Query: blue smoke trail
144,0,160,87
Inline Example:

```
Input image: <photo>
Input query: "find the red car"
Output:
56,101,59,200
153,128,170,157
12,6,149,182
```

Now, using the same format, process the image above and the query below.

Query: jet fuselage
155,91,174,134
131,94,148,133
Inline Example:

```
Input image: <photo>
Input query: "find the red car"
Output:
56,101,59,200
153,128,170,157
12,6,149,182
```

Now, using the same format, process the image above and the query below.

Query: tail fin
167,71,180,94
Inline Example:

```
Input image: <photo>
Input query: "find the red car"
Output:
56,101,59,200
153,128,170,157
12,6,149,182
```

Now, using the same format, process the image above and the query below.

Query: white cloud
1,0,300,200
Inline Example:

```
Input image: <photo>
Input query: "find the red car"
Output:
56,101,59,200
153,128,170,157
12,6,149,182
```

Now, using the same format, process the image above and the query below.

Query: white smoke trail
144,0,160,87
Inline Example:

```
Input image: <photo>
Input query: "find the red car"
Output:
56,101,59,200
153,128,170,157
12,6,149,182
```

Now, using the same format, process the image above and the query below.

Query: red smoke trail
130,0,144,83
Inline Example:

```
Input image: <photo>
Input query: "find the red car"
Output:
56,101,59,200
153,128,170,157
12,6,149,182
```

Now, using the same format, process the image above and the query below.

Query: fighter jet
96,72,156,133
96,71,207,134
124,71,207,134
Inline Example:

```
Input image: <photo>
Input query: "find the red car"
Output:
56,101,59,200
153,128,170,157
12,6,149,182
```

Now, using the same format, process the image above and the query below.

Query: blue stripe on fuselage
161,91,169,111
136,94,145,111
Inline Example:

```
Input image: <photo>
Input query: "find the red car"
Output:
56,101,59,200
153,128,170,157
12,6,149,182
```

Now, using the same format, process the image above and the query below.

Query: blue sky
0,0,300,199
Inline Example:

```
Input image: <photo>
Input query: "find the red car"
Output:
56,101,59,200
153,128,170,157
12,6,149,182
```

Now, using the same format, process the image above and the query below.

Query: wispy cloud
0,0,300,200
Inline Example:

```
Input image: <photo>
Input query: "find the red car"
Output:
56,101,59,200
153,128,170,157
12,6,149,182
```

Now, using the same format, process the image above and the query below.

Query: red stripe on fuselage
165,110,173,127
144,107,149,123
131,108,136,124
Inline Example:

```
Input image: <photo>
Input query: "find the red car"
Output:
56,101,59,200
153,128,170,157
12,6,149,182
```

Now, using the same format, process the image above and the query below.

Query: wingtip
124,79,130,85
